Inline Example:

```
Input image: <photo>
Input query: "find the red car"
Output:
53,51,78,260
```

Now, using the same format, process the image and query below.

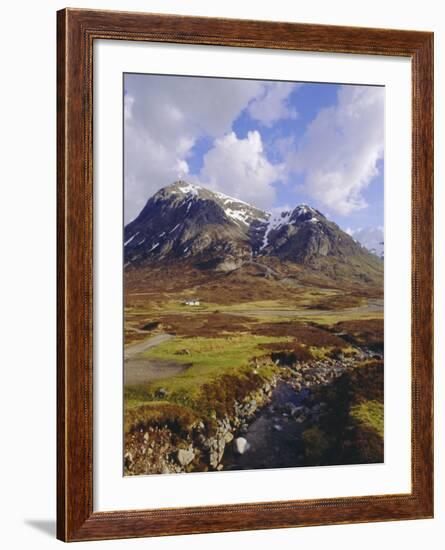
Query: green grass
125,334,287,434
350,400,384,437
123,294,383,438
309,344,357,359
137,334,288,397
298,310,383,325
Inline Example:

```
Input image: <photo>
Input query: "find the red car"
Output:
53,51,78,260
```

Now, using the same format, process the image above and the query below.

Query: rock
208,436,226,468
273,424,283,432
175,348,191,356
291,406,305,419
124,452,133,470
177,448,195,467
217,258,242,272
143,432,149,442
201,437,212,450
284,402,298,415
233,437,248,455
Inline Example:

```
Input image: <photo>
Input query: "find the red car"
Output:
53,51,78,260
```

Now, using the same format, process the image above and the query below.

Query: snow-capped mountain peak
124,181,382,272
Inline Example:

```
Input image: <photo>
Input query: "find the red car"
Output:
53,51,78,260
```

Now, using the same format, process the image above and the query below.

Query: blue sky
124,74,384,235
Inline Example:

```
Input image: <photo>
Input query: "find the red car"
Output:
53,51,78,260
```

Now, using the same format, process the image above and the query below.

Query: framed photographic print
57,8,434,542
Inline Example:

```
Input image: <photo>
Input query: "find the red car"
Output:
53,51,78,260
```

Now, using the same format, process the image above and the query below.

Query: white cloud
248,82,298,127
199,131,281,208
349,226,384,258
124,74,264,222
289,86,384,216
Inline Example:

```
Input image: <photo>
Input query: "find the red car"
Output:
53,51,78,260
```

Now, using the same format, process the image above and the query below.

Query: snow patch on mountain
224,207,250,226
148,242,160,252
176,182,200,196
260,210,292,249
213,189,251,208
124,232,139,246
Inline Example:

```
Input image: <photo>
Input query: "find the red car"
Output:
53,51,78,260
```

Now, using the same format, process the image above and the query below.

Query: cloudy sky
124,73,384,236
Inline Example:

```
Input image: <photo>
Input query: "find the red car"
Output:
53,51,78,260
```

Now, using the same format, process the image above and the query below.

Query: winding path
124,333,190,386
124,332,174,360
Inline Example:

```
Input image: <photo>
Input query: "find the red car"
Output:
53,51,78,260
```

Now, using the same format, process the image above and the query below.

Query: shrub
332,319,383,352
253,321,347,348
125,402,198,436
302,427,330,465
350,400,384,438
270,344,314,366
141,321,161,331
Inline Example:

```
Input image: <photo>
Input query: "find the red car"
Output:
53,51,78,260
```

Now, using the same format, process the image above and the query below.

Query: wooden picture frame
57,8,434,542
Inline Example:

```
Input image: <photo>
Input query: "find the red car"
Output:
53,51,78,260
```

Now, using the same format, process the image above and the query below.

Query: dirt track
124,333,190,386
124,332,174,360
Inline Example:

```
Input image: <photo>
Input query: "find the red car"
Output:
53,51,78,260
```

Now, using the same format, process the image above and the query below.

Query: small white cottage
184,299,200,306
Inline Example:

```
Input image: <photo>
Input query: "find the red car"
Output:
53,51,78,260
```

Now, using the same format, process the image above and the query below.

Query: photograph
123,73,385,476
0,0,437,546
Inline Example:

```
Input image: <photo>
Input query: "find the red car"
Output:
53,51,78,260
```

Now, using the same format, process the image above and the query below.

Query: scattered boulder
177,448,195,467
176,348,191,355
208,435,227,468
124,452,133,471
233,437,248,455
155,387,167,398
283,401,298,415
291,406,305,419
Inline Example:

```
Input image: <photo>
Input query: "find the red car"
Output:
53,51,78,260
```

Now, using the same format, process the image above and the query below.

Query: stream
222,348,382,471
222,381,310,471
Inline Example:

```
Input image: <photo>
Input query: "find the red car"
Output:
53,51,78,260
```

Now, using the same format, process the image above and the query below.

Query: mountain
124,181,267,271
124,181,383,284
261,205,365,262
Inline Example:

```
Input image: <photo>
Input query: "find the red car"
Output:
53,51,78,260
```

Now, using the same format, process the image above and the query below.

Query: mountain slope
124,181,383,285
124,181,269,271
349,227,384,259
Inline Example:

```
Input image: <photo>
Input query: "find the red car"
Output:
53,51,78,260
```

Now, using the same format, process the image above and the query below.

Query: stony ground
124,346,382,475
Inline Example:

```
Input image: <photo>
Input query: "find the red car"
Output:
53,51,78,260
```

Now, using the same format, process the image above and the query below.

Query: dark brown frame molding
57,8,434,542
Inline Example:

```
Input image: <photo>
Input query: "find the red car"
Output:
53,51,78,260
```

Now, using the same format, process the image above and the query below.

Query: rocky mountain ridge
124,181,383,275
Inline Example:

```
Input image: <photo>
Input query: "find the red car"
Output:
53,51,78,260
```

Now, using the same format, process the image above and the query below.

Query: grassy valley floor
123,263,383,475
